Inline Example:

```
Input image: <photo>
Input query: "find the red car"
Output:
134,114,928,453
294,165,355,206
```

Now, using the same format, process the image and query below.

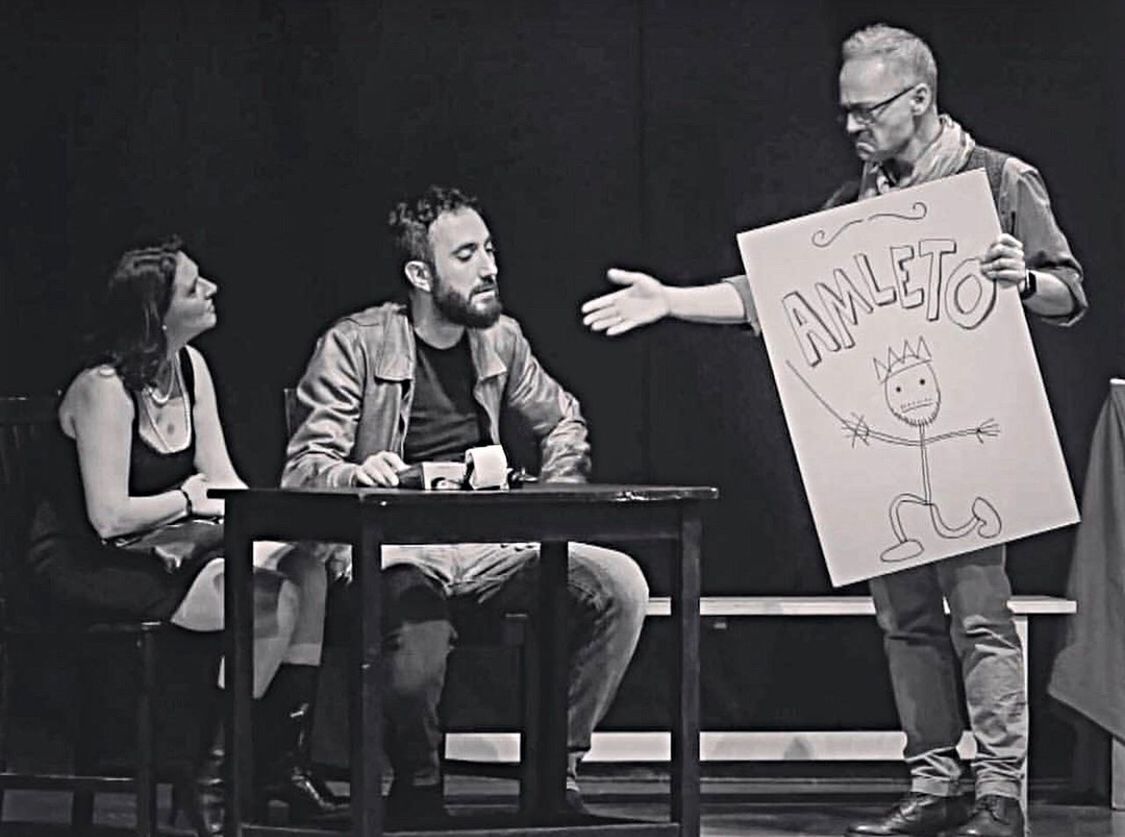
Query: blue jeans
378,542,649,789
868,544,1026,800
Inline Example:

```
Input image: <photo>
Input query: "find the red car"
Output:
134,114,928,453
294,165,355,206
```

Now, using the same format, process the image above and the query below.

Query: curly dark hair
388,185,480,267
92,235,184,392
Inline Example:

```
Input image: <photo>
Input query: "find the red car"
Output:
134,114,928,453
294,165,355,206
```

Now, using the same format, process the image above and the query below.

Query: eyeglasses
837,85,918,126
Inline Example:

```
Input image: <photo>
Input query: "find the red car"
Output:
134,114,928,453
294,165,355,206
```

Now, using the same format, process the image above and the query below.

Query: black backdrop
3,0,1123,782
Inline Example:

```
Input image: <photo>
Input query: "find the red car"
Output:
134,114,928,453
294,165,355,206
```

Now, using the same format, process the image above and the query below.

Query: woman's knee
170,559,226,632
279,545,328,591
252,570,300,634
278,577,301,627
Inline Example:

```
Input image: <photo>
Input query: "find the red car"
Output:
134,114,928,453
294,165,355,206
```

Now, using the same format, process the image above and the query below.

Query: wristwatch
1018,271,1037,300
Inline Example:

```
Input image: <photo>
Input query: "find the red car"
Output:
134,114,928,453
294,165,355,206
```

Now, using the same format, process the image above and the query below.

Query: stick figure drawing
786,337,1002,563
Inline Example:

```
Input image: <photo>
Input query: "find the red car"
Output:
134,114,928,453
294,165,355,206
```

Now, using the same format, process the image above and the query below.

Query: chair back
283,387,300,438
0,396,62,628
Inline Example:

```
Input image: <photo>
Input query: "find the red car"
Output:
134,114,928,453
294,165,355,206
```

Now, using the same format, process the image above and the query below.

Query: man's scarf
857,114,975,201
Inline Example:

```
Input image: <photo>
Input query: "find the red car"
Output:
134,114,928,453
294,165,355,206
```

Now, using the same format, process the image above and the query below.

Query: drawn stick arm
929,418,1000,445
785,360,920,447
840,419,919,447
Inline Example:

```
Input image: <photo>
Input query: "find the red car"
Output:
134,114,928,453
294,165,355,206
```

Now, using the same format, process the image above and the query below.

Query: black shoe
291,667,350,810
256,666,348,821
845,792,971,835
946,795,1024,837
258,756,349,822
384,781,451,830
305,770,350,810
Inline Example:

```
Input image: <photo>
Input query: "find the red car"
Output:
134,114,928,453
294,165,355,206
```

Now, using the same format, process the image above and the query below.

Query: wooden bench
447,594,1076,809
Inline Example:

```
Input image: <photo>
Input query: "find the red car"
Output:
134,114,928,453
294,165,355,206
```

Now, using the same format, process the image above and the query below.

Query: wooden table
217,483,717,837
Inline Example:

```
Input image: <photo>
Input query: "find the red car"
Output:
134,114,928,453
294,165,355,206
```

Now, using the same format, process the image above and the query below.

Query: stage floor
2,782,1123,836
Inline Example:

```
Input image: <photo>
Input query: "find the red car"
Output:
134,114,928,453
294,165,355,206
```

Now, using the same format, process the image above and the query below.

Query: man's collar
373,303,507,382
467,324,507,381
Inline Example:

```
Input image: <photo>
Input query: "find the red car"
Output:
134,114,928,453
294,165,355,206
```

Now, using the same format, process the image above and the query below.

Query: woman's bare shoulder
59,365,132,436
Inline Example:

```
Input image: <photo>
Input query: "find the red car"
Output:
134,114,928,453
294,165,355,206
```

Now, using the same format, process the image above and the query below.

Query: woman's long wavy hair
91,236,183,393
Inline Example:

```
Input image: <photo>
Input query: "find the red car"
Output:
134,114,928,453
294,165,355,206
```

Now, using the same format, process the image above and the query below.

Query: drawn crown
874,337,931,384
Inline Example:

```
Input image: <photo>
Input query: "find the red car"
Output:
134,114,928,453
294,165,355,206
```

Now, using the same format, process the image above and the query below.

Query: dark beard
433,282,503,328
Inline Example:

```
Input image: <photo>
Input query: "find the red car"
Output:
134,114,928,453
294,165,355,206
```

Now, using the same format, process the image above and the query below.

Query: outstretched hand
581,269,670,337
975,418,1000,442
842,414,871,446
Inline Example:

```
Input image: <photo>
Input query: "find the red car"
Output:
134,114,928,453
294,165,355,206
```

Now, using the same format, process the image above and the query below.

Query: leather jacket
282,301,590,488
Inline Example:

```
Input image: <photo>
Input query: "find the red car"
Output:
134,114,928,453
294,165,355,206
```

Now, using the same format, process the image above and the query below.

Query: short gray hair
842,24,937,92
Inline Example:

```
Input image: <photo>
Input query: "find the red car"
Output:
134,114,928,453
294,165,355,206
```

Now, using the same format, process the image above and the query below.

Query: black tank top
128,349,197,495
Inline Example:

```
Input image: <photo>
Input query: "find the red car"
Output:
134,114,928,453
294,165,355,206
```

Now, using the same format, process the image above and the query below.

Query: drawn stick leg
881,493,927,563
971,497,1001,538
928,497,1002,540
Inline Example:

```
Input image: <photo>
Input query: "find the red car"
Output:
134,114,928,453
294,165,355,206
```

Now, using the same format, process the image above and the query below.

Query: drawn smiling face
885,361,941,427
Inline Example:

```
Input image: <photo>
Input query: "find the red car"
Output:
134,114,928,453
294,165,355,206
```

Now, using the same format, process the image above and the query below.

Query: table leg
519,613,541,816
352,521,385,836
672,507,702,837
223,510,254,837
1014,614,1028,815
534,540,569,815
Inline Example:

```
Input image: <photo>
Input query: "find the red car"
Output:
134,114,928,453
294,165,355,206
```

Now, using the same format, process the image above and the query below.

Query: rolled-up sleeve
722,274,761,335
282,323,367,489
1001,159,1087,326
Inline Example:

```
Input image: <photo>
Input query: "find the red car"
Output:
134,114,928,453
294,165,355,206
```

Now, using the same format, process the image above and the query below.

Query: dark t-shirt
403,334,487,463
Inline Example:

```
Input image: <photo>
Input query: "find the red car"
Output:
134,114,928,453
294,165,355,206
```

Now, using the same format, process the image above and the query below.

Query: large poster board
736,170,1078,586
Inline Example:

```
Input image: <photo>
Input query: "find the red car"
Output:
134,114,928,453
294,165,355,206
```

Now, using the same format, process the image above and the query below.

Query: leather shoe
946,795,1024,837
845,792,970,835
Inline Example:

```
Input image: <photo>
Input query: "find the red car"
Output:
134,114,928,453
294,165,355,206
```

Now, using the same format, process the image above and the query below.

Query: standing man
582,24,1086,837
284,185,649,827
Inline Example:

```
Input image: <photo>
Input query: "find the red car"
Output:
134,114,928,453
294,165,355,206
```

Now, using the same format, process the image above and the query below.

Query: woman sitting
27,238,343,833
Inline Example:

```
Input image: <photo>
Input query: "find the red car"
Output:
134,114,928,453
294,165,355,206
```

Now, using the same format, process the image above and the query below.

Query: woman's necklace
139,358,189,452
144,364,176,406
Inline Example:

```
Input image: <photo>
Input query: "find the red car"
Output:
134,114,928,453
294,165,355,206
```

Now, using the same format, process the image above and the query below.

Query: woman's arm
66,368,191,539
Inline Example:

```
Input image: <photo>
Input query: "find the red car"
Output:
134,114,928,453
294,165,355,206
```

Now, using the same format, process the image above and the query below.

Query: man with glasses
582,23,1086,837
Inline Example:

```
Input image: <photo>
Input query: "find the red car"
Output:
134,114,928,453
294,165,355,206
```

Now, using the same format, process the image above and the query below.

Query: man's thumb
607,268,643,286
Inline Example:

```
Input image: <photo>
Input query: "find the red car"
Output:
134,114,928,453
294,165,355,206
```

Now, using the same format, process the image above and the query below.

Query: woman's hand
181,473,224,518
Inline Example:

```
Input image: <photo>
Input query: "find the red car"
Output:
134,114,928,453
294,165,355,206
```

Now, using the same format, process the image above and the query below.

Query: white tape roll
465,444,508,490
